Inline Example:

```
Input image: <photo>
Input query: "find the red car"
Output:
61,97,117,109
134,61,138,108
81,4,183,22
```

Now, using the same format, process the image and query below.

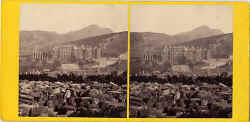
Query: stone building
52,45,75,63
92,47,102,59
143,45,212,66
33,44,102,64
162,46,185,65
144,50,162,64
32,48,50,61
183,46,209,62
73,46,84,60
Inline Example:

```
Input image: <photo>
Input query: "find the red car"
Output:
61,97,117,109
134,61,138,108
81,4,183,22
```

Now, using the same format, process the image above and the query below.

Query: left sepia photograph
19,3,128,117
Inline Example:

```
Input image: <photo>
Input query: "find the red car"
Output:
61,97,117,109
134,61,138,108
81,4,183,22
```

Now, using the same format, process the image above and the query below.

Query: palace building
32,44,102,63
32,48,50,61
143,45,212,65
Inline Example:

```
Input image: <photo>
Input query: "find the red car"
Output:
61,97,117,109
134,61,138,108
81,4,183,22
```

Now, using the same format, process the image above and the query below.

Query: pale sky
20,4,128,33
130,5,233,35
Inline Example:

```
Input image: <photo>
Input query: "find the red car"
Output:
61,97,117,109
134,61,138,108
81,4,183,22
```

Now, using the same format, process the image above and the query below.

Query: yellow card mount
0,1,249,122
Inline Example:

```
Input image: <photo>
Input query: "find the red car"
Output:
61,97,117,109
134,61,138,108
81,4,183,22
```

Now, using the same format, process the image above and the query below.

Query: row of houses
143,45,213,65
32,45,102,63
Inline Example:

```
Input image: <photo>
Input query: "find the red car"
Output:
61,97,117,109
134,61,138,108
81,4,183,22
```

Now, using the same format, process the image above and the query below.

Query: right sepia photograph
129,5,233,118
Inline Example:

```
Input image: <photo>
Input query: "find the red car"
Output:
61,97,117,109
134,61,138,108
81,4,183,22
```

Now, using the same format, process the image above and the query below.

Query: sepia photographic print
19,4,128,117
129,5,233,118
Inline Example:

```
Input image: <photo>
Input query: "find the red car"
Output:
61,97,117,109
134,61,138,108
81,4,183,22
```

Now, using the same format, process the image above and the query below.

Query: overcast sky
130,5,233,35
20,3,128,33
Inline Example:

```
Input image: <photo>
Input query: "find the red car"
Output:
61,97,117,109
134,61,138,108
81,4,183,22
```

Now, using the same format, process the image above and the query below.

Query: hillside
20,24,113,56
130,32,176,50
20,31,62,55
177,33,233,57
130,26,224,52
68,31,128,57
173,25,224,43
62,24,113,41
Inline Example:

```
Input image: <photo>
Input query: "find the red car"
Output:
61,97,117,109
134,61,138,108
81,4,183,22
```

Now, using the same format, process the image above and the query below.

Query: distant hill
62,24,113,42
130,25,224,52
173,25,224,43
20,24,113,56
68,31,128,57
21,25,226,58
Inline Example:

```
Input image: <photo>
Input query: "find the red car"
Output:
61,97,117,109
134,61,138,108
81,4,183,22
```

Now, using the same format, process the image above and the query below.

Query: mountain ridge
20,25,226,57
20,24,113,56
130,26,226,51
